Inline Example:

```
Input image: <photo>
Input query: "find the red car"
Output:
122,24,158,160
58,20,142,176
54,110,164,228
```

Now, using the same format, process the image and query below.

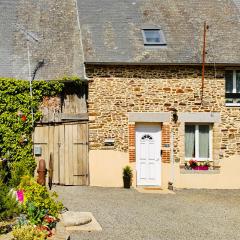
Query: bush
0,159,10,184
19,176,63,224
9,158,36,187
0,181,20,221
12,225,47,240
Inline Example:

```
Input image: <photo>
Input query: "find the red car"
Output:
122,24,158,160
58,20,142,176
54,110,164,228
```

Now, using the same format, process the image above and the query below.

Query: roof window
142,29,166,46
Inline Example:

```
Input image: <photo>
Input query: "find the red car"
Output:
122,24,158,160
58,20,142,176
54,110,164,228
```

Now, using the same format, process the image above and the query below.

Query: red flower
21,115,27,121
189,159,198,168
43,215,55,223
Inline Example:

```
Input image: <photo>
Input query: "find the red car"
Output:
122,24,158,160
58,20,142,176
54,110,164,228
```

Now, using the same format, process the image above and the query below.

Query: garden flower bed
0,176,63,240
0,79,65,239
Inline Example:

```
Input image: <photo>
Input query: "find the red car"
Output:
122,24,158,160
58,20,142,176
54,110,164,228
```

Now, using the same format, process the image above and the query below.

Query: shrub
0,181,20,221
12,225,47,240
9,158,36,187
19,176,63,224
0,159,10,184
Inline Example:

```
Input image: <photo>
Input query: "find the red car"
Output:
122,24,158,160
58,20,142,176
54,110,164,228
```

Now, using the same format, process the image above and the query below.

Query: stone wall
86,65,240,163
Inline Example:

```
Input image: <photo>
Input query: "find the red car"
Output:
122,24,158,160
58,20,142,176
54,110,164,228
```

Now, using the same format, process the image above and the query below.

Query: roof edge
85,62,240,67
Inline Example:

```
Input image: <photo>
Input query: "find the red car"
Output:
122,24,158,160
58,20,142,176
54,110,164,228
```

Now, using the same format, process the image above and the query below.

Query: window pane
185,125,195,158
199,125,209,158
225,71,233,93
144,30,161,43
236,71,240,93
226,98,233,103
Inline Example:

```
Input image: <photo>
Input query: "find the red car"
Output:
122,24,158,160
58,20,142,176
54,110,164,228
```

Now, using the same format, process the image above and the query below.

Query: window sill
225,103,240,107
185,159,213,162
180,169,220,174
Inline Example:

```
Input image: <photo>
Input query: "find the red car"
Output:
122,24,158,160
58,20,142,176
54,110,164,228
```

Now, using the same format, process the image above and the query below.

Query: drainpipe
168,130,174,190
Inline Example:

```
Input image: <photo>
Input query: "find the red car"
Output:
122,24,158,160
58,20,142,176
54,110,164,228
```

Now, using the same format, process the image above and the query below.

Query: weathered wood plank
79,123,84,177
68,124,74,185
60,113,88,121
59,125,65,185
72,124,78,185
64,125,70,185
86,123,89,185
48,125,54,168
53,126,60,184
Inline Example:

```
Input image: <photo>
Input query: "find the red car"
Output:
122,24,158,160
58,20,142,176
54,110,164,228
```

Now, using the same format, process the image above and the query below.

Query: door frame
135,123,162,187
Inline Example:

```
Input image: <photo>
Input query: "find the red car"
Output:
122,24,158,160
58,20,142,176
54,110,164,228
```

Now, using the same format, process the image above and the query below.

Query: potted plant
186,160,210,170
123,166,133,189
188,159,198,170
198,161,210,170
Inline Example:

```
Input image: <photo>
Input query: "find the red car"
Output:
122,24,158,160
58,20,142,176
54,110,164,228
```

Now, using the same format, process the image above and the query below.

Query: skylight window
142,29,166,46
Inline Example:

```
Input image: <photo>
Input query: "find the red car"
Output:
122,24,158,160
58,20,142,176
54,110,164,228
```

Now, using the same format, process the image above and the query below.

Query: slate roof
0,0,85,80
77,0,240,65
0,0,240,80
0,0,16,77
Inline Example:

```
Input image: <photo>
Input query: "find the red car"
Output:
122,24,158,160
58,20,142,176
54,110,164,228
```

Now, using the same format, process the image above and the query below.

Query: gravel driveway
54,186,240,240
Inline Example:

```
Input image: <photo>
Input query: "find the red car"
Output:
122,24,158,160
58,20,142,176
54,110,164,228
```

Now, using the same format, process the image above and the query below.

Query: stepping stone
62,211,92,227
66,212,102,232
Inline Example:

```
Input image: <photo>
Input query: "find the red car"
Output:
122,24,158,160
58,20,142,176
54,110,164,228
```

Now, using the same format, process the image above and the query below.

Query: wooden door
33,122,89,185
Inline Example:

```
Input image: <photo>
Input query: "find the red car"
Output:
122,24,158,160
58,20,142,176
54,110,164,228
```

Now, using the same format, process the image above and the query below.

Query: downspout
168,130,174,191
201,21,208,104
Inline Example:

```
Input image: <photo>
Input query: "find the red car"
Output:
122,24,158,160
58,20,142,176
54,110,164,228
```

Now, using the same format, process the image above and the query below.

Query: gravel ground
54,186,240,240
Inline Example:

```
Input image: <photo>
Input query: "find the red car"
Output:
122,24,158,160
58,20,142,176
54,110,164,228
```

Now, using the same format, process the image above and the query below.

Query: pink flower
16,190,24,203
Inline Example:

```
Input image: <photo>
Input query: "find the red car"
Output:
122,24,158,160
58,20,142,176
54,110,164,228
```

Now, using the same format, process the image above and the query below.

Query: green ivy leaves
0,78,63,187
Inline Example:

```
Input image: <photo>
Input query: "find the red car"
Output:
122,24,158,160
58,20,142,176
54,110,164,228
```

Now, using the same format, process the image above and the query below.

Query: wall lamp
172,108,178,123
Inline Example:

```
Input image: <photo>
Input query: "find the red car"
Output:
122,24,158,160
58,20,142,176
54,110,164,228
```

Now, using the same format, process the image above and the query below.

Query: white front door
136,124,161,186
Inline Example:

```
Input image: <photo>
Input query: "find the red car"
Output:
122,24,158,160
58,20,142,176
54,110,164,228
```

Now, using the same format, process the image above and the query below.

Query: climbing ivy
0,78,64,187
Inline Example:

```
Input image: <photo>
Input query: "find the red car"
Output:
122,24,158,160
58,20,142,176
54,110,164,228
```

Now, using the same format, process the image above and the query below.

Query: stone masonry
87,65,240,164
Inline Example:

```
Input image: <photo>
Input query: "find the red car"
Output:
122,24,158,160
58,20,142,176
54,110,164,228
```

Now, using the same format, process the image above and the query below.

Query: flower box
192,166,209,170
185,159,211,170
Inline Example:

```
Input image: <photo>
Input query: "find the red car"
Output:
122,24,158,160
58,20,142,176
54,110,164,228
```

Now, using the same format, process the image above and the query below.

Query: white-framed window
225,70,240,106
142,29,166,46
185,124,212,161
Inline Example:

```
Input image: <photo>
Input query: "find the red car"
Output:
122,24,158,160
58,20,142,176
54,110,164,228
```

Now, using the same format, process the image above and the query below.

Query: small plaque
104,139,115,146
34,146,42,156
164,144,170,148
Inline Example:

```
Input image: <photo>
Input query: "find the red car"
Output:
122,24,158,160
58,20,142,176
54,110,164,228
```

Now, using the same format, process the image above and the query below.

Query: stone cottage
78,0,240,189
1,0,240,189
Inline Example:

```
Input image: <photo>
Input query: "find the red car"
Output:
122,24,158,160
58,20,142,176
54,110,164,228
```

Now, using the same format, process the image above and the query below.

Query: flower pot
192,166,209,170
123,176,131,188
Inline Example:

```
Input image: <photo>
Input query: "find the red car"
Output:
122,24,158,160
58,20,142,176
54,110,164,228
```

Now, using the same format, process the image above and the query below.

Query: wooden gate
33,122,89,185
